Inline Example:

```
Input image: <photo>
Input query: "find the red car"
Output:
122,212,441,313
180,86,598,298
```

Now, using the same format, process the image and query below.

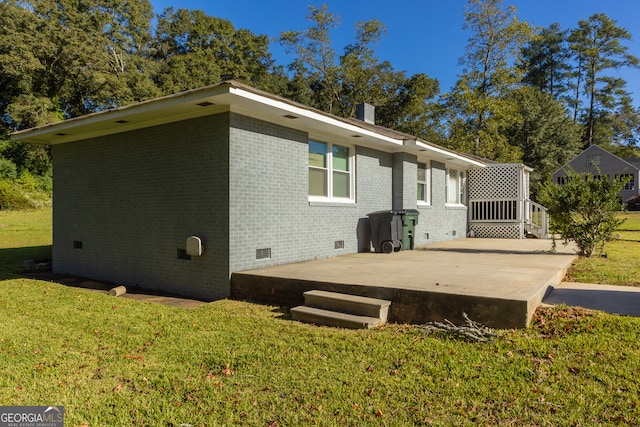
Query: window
417,162,430,204
586,155,601,166
617,174,635,191
446,168,464,205
308,140,354,201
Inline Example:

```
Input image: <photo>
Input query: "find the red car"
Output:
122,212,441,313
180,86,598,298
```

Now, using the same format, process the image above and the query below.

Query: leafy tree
279,5,342,114
153,8,281,94
376,73,445,143
443,0,532,162
568,13,639,146
505,86,583,194
539,168,627,257
280,4,443,141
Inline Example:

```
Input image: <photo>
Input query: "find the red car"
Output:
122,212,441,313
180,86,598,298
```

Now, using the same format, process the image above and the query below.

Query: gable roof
10,80,485,169
553,144,640,176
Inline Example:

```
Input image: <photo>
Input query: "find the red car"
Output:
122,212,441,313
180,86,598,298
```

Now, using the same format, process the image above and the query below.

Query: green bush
539,168,627,257
0,179,34,210
0,158,17,180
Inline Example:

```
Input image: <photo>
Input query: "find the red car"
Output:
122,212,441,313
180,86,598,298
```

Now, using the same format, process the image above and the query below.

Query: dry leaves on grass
531,305,595,338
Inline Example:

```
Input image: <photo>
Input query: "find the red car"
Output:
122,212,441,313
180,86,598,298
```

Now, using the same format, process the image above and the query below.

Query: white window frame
308,139,355,203
417,161,431,205
446,167,465,206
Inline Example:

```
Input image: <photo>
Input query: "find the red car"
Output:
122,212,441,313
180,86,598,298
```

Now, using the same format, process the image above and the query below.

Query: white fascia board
409,139,485,168
11,85,229,144
229,86,404,148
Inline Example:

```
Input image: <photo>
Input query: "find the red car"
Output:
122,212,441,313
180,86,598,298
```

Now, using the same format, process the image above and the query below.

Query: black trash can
367,210,403,253
399,209,419,250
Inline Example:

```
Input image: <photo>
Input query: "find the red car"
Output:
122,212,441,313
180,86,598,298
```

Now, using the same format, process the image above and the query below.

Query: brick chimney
356,103,375,125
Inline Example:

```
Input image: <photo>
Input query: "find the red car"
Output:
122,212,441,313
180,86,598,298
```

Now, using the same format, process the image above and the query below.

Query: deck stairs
291,290,391,329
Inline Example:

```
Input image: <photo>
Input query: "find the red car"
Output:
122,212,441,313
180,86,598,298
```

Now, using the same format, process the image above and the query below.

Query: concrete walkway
544,282,640,316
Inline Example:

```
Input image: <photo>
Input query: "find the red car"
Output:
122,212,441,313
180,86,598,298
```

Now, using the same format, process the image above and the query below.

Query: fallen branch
420,313,498,342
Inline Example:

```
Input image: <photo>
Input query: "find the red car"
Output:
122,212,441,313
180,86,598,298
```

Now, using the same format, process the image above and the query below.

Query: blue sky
149,0,640,107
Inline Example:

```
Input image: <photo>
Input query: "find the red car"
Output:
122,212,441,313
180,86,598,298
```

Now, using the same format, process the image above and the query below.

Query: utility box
186,236,203,256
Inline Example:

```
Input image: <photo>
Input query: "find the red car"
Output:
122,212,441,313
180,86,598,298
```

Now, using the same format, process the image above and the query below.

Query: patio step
291,290,391,329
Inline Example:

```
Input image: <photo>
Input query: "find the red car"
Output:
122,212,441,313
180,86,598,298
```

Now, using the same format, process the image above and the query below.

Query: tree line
1,0,639,197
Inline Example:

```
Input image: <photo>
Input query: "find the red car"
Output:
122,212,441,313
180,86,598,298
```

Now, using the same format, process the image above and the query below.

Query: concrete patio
231,238,578,328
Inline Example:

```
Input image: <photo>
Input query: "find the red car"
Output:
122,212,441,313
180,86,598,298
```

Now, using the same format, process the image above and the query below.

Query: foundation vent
256,248,271,259
334,240,345,249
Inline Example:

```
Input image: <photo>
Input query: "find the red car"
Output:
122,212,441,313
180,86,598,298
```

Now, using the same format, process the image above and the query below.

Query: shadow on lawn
0,245,52,272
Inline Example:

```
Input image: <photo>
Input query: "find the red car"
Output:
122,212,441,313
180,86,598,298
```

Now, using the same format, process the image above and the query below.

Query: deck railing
470,198,519,222
525,199,548,238
469,198,548,238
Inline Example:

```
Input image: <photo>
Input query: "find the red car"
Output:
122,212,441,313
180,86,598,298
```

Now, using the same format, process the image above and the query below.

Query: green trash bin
400,209,419,250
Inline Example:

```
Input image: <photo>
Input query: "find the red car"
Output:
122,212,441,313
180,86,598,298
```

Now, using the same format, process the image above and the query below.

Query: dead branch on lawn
420,313,498,342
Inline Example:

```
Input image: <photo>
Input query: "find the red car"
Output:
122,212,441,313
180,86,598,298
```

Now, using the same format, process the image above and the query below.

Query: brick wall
414,160,468,244
52,114,231,300
51,110,469,300
227,114,395,273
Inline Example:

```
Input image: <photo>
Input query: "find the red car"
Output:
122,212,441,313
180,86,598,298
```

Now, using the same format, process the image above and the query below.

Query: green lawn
566,212,640,286
1,209,639,425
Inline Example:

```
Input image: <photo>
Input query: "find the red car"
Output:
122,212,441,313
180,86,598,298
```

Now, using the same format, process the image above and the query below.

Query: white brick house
12,81,540,300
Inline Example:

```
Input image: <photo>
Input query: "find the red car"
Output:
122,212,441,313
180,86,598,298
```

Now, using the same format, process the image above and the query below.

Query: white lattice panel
470,224,522,239
468,165,519,199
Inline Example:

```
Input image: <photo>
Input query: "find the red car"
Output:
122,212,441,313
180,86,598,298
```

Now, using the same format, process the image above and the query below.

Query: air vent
73,240,83,249
197,101,215,107
256,248,271,259
55,133,68,136
452,230,457,237
283,114,298,119
334,240,344,249
115,120,129,124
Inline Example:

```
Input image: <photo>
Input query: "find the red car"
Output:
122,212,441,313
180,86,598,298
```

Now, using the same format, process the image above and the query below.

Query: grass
566,211,640,286
0,207,52,278
1,209,640,425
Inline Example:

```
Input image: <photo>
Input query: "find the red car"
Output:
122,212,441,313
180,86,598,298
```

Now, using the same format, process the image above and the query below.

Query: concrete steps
291,290,391,329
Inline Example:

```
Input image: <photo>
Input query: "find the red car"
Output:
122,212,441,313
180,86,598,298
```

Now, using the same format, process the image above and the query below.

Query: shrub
0,179,34,211
539,168,627,257
0,158,17,180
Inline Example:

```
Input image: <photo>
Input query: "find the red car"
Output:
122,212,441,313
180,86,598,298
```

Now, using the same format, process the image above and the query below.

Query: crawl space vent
256,248,271,259
334,240,345,249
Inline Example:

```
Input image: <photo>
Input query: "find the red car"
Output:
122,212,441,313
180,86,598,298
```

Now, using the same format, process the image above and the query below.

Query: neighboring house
553,144,640,202
12,81,543,301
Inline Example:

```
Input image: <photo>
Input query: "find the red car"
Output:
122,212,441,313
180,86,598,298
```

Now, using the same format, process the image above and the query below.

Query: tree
443,0,532,162
376,73,445,143
505,87,583,194
279,5,342,114
568,13,639,146
279,4,442,135
153,8,281,94
539,168,627,257
520,23,572,100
